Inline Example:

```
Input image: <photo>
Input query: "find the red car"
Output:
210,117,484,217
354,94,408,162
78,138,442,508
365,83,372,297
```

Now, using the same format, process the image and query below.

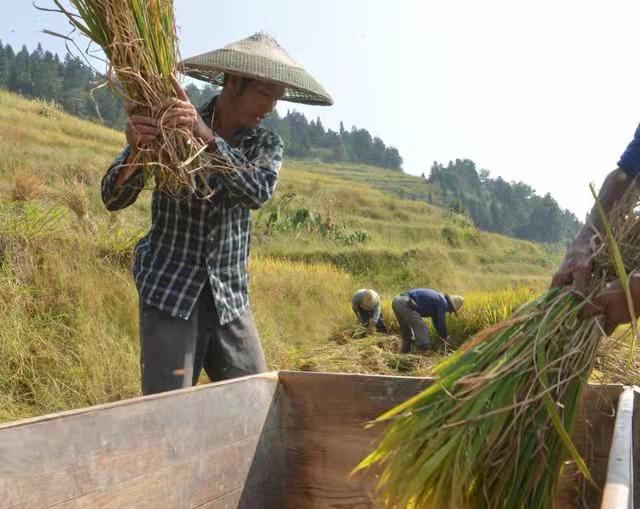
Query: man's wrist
115,152,142,188
568,226,593,253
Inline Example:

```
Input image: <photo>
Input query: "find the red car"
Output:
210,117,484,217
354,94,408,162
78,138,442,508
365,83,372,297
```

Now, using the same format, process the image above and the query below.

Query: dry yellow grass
0,90,562,421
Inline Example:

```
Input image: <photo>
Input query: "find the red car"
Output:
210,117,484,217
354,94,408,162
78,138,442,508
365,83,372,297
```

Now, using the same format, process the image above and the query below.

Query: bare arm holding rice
553,124,640,331
552,169,635,289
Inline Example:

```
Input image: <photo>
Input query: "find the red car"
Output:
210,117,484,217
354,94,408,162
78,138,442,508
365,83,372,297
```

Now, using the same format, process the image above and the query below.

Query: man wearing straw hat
392,288,464,353
553,124,640,333
352,289,388,333
100,33,332,395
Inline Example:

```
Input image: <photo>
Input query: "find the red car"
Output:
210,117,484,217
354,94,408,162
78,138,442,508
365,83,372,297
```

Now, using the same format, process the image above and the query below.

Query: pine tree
0,43,8,89
11,45,32,95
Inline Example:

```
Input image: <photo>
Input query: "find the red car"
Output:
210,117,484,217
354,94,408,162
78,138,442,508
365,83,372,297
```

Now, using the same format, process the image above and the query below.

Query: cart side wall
0,373,283,509
276,372,623,509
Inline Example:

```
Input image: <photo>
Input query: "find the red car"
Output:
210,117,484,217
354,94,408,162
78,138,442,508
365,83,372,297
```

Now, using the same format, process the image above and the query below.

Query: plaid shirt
101,98,283,324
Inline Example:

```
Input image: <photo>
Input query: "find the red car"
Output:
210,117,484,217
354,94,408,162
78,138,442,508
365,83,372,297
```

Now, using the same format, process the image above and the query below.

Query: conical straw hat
180,32,333,106
447,295,464,315
361,289,380,311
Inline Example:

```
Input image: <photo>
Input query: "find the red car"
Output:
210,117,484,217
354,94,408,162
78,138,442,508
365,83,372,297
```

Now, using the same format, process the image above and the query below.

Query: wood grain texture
277,371,623,509
0,373,282,509
0,370,626,509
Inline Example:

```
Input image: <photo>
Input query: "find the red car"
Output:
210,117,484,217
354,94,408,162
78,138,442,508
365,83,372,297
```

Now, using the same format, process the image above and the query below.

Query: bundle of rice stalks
593,326,640,385
355,188,640,508
43,0,232,197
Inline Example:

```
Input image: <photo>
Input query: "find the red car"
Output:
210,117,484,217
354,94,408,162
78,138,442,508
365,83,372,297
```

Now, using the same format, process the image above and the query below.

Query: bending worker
392,288,463,353
352,289,388,333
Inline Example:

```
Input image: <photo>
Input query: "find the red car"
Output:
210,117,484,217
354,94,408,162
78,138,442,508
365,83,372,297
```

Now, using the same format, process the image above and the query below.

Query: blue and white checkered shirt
101,97,283,324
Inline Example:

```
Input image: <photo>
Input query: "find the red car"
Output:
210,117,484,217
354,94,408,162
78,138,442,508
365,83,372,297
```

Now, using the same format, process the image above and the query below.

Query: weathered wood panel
277,371,623,509
556,384,622,508
278,372,433,508
0,369,627,508
0,372,282,509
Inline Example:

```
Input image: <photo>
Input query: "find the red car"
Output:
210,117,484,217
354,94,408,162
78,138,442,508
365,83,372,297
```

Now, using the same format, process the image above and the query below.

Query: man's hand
112,104,161,188
367,318,377,332
551,236,593,292
584,274,640,335
552,166,637,292
160,75,214,143
583,280,628,335
125,108,161,158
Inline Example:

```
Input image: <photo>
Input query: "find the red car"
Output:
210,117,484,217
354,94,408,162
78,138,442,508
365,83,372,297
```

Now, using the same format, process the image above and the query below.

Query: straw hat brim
181,49,333,106
446,294,464,316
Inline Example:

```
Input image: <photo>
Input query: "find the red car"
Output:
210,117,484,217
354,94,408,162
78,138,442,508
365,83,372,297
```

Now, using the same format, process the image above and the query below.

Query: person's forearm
114,149,140,189
573,169,635,246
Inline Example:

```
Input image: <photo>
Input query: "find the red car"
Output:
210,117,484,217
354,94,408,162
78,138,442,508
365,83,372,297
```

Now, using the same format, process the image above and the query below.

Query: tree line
0,41,128,128
427,159,581,244
185,83,403,169
0,41,403,170
0,40,577,242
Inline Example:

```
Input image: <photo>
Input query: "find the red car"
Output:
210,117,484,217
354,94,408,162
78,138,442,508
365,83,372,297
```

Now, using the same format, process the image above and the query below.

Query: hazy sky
4,1,640,217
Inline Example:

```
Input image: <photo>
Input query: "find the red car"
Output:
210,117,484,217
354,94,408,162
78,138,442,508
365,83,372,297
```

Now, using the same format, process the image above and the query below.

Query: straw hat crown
181,32,333,106
361,289,380,311
448,295,464,314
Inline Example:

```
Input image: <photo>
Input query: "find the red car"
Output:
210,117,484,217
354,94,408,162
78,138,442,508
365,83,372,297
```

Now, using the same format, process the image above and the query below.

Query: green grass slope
0,90,562,421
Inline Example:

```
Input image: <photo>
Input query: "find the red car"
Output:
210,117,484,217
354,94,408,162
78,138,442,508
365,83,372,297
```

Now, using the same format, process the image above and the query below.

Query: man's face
229,78,285,129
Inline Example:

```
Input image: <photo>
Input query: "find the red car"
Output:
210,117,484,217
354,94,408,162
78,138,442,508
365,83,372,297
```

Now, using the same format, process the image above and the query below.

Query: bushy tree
428,158,581,243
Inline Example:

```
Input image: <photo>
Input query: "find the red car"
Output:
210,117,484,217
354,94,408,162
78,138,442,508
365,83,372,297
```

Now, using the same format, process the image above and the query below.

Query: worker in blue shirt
392,289,464,353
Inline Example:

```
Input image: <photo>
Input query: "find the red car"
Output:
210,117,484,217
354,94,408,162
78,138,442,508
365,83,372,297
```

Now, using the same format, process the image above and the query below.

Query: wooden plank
195,488,242,509
194,476,283,509
0,373,281,508
284,429,381,508
601,387,636,509
278,372,434,508
556,384,623,508
48,431,282,509
277,371,432,432
277,371,622,509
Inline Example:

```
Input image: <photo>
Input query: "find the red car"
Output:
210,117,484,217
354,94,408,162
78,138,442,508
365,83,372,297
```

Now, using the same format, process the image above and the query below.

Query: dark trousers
139,282,267,395
392,295,431,353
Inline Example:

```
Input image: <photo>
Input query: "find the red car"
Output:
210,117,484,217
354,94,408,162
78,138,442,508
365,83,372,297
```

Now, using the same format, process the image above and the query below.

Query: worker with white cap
392,288,464,353
352,289,388,333
101,32,332,395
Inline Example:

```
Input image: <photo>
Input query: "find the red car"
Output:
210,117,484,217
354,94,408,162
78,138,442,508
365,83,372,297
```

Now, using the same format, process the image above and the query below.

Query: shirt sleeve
372,304,381,323
433,301,448,338
210,130,283,210
101,146,145,211
617,123,640,177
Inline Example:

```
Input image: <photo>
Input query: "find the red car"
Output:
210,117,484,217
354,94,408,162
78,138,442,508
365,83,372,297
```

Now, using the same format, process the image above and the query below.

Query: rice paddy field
0,90,602,422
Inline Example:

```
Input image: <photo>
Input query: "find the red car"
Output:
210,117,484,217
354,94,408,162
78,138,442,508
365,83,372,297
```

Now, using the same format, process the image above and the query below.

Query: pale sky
4,1,640,217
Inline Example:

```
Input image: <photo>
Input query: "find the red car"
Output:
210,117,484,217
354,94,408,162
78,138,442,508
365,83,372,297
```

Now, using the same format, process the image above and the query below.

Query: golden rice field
0,90,570,421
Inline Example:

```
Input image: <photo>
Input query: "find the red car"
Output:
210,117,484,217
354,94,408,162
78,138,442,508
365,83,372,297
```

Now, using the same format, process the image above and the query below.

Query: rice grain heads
45,0,234,197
